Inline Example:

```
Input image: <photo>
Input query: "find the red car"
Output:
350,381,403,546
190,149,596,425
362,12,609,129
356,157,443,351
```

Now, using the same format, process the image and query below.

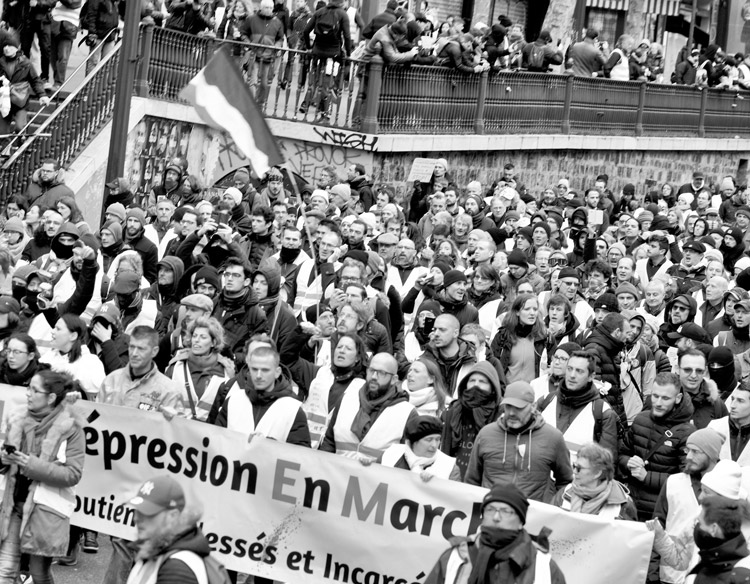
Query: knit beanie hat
637,210,654,225
702,460,744,499
507,249,529,268
736,205,750,220
623,183,635,195
615,282,641,299
556,342,581,356
608,242,626,258
465,193,484,212
311,189,330,204
234,167,251,181
504,210,521,222
593,292,618,313
101,220,123,245
106,203,127,222
442,270,467,289
223,187,243,207
516,227,534,245
531,221,551,238
3,216,25,235
404,416,443,444
481,483,529,523
735,257,750,274
720,177,736,192
330,184,351,203
687,428,725,462
125,207,146,227
195,265,221,291
558,267,579,281
436,158,448,172
432,260,451,276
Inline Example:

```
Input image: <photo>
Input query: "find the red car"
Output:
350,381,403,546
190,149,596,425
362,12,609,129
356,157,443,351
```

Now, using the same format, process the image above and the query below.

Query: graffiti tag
279,138,374,183
312,127,379,152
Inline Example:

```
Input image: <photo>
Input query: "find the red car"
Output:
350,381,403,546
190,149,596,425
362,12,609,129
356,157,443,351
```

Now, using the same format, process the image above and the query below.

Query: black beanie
405,415,443,443
195,265,221,291
432,260,451,276
507,249,528,268
482,483,529,523
442,270,467,289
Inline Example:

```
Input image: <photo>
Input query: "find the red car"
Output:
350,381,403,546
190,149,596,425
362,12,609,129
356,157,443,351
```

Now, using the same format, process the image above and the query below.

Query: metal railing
142,26,363,128
0,43,120,204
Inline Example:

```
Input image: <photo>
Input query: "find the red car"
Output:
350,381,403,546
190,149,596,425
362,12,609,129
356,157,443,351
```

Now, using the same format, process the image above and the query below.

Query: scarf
468,528,524,584
332,364,358,384
350,385,407,441
734,324,750,341
403,444,437,473
279,246,302,264
567,480,612,515
559,383,599,409
406,385,437,409
450,386,498,443
7,232,30,263
21,403,64,457
469,210,487,229
2,360,38,386
515,322,533,339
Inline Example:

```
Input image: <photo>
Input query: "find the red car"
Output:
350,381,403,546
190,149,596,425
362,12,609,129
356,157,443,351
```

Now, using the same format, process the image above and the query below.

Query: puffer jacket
0,404,84,557
582,323,626,420
464,411,573,502
619,394,695,520
23,168,74,212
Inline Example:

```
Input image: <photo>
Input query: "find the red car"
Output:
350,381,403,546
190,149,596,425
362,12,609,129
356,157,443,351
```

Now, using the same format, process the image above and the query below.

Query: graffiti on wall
278,138,374,184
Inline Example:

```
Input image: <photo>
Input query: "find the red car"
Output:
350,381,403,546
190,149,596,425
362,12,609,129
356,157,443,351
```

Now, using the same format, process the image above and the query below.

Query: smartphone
3,444,16,455
423,315,436,335
217,210,230,225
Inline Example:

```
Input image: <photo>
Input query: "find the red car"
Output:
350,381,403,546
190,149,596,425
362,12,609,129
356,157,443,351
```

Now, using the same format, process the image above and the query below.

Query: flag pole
283,161,317,268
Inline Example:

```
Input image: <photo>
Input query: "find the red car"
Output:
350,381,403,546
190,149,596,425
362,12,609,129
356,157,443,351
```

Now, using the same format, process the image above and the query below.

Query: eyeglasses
366,367,395,379
551,354,568,362
681,367,706,376
484,505,517,517
573,463,590,473
223,272,245,280
6,350,28,356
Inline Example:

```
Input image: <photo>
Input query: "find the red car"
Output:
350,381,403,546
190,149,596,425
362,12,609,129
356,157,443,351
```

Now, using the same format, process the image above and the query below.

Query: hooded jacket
146,255,185,338
682,378,727,429
419,338,477,397
464,410,574,502
253,265,297,345
667,260,707,296
23,167,74,213
582,323,625,395
212,288,268,366
687,533,750,584
348,174,375,212
658,294,698,351
441,361,503,478
619,393,696,519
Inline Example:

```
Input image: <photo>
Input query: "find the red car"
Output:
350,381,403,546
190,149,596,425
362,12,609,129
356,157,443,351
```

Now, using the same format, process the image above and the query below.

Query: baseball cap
735,299,750,312
92,302,121,326
106,177,131,194
693,171,705,179
683,240,707,254
113,271,140,294
501,381,535,408
0,296,20,315
128,476,186,516
666,323,712,345
180,293,213,313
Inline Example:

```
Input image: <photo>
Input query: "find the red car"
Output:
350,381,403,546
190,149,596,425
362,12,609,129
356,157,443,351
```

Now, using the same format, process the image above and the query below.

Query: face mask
279,246,301,263
693,525,725,551
51,239,75,260
116,291,139,310
462,385,494,408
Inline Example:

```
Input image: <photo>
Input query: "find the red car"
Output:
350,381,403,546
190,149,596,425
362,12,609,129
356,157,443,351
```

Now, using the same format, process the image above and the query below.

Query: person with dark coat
619,372,696,520
87,302,129,375
566,28,606,77
491,293,546,383
240,0,284,108
122,207,159,284
425,484,566,584
21,212,61,262
441,361,502,479
521,30,563,72
485,23,510,69
428,270,479,327
144,256,185,339
23,160,74,212
0,332,49,386
165,0,213,34
251,264,296,346
83,0,119,72
676,348,728,429
361,0,398,40
148,158,186,212
658,293,698,351
0,34,49,137
419,314,476,397
347,165,375,212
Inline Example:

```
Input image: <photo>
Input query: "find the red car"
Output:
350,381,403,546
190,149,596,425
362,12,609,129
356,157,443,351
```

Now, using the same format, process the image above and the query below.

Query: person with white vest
652,428,724,584
214,347,310,447
386,238,429,302
537,351,618,462
636,233,674,296
552,442,637,520
293,230,341,317
381,415,461,481
281,326,369,449
424,483,566,584
708,383,750,481
166,316,235,422
0,370,85,584
320,353,417,462
603,34,634,81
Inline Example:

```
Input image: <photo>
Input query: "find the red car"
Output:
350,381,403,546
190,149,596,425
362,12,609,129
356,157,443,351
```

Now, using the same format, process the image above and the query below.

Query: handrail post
698,87,707,137
562,74,573,134
361,56,383,134
134,23,154,97
474,69,488,135
636,80,646,136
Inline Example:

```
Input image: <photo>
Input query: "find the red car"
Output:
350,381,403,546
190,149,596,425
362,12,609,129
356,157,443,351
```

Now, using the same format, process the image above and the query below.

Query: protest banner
407,158,438,183
0,386,653,584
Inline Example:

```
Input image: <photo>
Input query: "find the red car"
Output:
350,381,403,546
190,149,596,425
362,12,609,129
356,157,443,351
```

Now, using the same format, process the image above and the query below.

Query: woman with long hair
167,316,234,421
39,314,105,398
403,360,448,417
0,369,84,583
490,293,546,383
0,333,47,386
56,196,85,226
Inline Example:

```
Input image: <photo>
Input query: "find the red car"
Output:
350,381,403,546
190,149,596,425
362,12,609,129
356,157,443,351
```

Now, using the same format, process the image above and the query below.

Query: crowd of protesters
3,147,750,582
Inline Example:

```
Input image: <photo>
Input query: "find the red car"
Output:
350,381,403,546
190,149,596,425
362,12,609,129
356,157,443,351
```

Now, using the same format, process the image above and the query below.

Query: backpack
314,7,340,42
528,43,546,70
165,550,232,584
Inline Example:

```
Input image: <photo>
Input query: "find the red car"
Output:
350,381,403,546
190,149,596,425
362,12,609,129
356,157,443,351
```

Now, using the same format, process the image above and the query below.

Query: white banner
0,387,653,584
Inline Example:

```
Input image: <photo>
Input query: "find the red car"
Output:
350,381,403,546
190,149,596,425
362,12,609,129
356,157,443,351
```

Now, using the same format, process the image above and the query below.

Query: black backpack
528,43,546,69
314,7,340,42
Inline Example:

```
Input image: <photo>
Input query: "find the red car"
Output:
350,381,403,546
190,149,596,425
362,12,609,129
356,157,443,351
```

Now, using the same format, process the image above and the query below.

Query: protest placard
408,158,438,182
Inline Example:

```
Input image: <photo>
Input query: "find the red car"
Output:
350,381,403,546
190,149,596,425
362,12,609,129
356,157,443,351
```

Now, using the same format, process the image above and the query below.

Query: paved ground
52,535,111,584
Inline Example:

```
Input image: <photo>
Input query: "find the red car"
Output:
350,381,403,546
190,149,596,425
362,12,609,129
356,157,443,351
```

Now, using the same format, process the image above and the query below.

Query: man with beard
320,352,417,462
23,159,74,211
269,226,310,304
429,270,478,328
673,349,727,430
221,187,253,237
531,342,580,401
440,361,503,478
708,382,750,467
346,163,374,212
148,157,184,209
214,346,310,445
346,219,368,251
247,206,275,271
21,210,62,262
122,207,159,284
256,167,289,208
538,351,618,460
144,198,177,259
619,311,655,424
386,238,428,301
465,380,573,501
619,372,696,520
144,256,185,339
668,240,708,296
419,314,476,397
425,484,565,584
293,230,342,317
212,257,268,366
652,428,723,584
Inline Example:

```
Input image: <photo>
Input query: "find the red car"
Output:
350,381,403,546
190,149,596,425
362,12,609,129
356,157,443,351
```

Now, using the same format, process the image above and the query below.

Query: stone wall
373,148,750,198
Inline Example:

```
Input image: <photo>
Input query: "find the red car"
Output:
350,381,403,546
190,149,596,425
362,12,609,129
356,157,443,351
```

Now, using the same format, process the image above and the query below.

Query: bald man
420,314,477,396
387,239,429,301
320,353,418,462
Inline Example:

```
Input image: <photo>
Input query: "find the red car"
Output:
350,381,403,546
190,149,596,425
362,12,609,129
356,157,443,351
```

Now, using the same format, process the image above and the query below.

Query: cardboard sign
408,158,439,182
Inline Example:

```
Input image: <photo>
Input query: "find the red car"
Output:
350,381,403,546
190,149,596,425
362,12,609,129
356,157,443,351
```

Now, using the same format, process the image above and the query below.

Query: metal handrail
4,27,121,155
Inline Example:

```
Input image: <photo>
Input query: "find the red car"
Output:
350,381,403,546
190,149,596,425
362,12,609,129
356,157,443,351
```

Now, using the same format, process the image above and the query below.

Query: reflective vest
540,395,609,460
294,260,339,318
708,417,750,466
478,299,503,342
303,367,365,449
332,387,415,461
126,550,208,584
443,539,553,584
662,473,700,584
170,360,228,422
609,48,630,81
381,444,457,479
225,392,302,442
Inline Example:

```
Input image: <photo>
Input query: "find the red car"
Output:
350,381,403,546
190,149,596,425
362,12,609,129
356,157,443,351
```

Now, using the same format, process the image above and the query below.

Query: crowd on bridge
2,153,750,582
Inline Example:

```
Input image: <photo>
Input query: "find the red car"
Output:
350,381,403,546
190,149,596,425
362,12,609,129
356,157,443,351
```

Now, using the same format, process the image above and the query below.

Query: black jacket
212,289,268,366
84,0,119,38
